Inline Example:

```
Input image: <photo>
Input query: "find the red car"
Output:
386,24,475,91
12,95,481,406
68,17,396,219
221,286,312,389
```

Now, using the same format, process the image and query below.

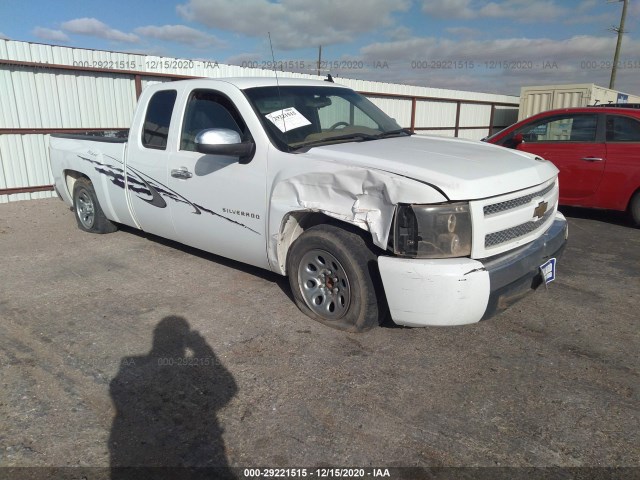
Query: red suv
485,106,640,226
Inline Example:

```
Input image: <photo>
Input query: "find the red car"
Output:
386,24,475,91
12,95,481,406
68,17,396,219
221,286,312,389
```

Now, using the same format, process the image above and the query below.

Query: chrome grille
485,209,554,248
484,182,555,216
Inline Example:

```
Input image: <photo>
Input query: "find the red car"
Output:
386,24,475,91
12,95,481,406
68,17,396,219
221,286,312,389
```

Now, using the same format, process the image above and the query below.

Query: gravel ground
0,199,638,476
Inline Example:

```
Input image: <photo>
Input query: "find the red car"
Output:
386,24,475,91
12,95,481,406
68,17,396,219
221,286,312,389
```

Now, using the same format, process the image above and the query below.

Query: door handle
581,157,604,162
171,167,193,179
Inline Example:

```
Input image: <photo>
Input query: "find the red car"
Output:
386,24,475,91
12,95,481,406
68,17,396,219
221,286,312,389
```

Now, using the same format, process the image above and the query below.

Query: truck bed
51,130,129,143
49,131,134,228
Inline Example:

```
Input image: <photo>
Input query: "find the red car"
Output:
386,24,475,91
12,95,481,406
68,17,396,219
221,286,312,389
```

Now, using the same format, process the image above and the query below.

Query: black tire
72,177,117,234
629,191,640,227
286,224,386,332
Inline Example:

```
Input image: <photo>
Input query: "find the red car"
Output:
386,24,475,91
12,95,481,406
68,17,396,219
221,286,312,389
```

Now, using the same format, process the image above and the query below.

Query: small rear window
142,90,177,150
606,115,640,142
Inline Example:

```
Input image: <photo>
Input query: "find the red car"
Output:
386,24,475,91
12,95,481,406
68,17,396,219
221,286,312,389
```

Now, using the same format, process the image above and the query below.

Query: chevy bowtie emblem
533,201,548,219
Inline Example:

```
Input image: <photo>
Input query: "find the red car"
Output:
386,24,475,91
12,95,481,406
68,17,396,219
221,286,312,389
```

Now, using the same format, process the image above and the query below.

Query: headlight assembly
393,203,472,258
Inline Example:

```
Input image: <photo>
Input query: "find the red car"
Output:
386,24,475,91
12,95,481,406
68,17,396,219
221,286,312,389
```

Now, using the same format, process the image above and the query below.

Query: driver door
167,88,268,269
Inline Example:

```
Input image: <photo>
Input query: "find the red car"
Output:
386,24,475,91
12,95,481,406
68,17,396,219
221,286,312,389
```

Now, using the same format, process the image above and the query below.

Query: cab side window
518,115,597,142
142,90,177,150
606,115,640,142
181,90,248,151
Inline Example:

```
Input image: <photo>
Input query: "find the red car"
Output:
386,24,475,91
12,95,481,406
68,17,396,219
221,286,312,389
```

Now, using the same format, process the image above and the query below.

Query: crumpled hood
302,134,558,200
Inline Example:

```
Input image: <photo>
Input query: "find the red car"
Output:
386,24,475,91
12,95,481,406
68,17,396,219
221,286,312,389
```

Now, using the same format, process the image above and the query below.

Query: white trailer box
519,84,640,120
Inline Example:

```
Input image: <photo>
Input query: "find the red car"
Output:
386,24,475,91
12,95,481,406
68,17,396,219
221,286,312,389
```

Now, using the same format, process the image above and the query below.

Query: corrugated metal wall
0,135,52,201
0,40,519,203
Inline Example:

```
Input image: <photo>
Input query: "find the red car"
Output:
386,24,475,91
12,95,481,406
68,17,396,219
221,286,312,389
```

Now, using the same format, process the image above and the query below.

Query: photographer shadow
109,315,237,479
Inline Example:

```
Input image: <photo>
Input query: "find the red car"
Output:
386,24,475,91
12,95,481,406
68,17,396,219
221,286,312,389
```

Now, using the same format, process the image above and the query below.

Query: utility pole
317,45,322,77
609,0,629,89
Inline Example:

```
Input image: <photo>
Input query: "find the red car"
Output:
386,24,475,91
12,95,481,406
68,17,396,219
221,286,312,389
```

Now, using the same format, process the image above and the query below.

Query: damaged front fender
268,168,447,274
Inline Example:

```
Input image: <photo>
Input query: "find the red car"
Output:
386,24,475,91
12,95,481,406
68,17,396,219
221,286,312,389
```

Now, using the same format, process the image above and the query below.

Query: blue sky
1,0,639,95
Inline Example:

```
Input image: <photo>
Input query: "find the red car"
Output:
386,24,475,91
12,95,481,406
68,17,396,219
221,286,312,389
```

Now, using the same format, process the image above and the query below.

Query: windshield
244,86,405,151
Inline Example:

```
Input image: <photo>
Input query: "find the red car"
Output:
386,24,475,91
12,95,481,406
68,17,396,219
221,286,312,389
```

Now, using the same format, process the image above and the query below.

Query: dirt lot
0,199,638,475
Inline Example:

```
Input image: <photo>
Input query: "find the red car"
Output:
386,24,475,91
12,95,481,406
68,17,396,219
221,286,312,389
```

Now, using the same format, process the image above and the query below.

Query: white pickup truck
50,77,567,332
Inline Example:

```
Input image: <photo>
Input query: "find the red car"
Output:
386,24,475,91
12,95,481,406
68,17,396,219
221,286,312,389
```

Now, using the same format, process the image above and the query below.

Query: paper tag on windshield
265,107,311,133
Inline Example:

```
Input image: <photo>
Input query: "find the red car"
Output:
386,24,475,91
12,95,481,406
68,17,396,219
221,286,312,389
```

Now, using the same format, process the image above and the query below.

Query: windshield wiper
292,133,378,150
373,128,413,138
292,128,412,151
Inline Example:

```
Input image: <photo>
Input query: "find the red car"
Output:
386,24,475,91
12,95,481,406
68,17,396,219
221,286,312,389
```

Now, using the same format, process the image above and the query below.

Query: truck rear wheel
286,224,385,332
72,177,117,234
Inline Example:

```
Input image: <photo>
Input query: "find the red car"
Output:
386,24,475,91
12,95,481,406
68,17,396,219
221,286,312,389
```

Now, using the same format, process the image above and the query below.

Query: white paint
49,77,564,328
304,135,558,201
378,256,490,326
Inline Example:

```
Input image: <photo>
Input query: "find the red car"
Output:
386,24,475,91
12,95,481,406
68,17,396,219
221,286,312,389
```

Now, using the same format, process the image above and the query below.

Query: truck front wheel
286,224,386,332
72,177,117,234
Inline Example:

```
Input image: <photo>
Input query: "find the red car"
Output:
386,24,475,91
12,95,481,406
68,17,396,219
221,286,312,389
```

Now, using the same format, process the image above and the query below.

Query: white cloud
479,0,568,22
354,34,640,95
61,18,139,43
573,1,627,30
176,0,410,49
445,27,481,38
225,52,263,66
564,12,617,26
32,27,70,43
386,26,413,41
361,37,438,59
422,0,474,19
134,25,225,48
360,35,635,63
577,0,597,13
422,0,568,23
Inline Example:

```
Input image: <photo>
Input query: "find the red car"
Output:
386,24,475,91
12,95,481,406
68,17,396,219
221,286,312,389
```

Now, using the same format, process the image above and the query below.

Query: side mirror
512,133,524,146
195,129,255,164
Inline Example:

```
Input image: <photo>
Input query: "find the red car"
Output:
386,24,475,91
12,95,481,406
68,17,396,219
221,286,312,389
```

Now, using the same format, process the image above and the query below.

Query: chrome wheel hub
297,249,351,320
76,190,95,228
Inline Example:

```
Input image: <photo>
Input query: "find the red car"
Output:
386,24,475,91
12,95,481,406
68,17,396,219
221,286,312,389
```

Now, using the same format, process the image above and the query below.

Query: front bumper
378,212,568,327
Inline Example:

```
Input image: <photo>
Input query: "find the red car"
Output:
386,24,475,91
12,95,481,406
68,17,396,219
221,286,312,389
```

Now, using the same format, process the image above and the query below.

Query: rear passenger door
515,113,606,204
601,114,640,210
126,89,179,241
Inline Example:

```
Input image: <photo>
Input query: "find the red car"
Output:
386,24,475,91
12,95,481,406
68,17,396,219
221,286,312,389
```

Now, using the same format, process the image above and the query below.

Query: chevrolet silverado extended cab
50,77,568,332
